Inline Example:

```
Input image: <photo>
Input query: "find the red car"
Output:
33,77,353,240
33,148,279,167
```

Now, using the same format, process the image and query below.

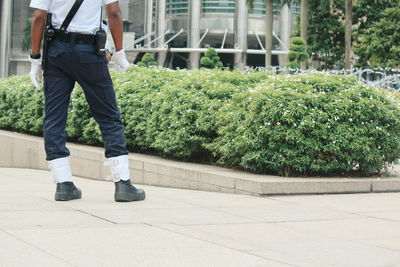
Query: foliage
200,48,223,69
305,0,399,69
353,0,398,40
354,6,400,68
137,53,157,68
287,37,309,69
291,14,301,38
208,74,400,176
0,75,44,134
1,68,400,177
307,0,345,69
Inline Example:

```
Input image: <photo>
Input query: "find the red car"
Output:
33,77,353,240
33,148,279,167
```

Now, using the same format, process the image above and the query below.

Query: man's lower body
43,38,145,202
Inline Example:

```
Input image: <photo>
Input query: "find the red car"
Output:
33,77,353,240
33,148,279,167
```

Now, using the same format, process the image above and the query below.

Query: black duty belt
54,30,96,44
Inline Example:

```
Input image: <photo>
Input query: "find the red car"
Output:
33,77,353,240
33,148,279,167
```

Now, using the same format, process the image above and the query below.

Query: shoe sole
55,192,82,201
115,192,146,202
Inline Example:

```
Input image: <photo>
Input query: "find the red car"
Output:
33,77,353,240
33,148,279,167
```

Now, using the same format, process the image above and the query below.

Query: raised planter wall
1,129,400,196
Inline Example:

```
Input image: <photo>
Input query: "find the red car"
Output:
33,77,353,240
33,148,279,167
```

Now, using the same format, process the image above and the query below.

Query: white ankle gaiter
48,157,73,183
104,155,130,182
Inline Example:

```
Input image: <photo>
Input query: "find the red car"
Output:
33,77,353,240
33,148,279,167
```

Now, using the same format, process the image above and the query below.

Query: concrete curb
1,129,400,196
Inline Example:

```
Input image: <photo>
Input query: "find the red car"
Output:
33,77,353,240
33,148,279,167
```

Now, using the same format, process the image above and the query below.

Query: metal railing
246,66,400,91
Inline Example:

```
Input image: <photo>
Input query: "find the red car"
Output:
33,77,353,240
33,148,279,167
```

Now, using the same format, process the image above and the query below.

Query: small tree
200,48,223,68
355,6,400,68
307,0,345,69
137,53,157,67
286,37,309,69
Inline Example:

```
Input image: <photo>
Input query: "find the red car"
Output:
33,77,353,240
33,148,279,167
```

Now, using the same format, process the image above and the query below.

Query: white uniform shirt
29,0,118,34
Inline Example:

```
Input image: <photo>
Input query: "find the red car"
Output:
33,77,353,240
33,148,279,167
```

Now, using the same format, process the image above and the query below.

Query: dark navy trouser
43,38,128,161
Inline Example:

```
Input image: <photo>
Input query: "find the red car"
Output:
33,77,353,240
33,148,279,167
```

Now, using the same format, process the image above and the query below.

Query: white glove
29,57,43,90
112,49,130,73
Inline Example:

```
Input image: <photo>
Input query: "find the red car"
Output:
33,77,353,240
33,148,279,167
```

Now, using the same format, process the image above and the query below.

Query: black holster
42,13,55,70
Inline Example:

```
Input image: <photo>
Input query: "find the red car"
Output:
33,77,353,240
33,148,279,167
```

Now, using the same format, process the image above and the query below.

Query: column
0,0,12,78
188,0,201,69
234,0,248,69
156,0,167,66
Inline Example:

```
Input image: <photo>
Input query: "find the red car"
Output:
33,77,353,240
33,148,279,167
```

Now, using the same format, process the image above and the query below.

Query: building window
166,0,189,14
248,0,282,15
7,1,32,75
202,0,235,13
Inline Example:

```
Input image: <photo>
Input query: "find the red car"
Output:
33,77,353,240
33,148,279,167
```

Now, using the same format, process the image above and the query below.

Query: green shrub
287,37,308,69
117,67,264,158
200,48,223,69
208,74,400,176
137,53,157,67
1,68,399,177
0,75,44,135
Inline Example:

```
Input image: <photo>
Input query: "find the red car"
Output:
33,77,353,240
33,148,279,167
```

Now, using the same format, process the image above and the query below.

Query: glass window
0,3,2,34
248,0,282,15
166,0,189,14
8,0,32,75
11,2,31,55
202,0,235,13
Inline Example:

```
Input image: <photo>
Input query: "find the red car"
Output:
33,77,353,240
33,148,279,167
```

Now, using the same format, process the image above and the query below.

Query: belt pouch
95,29,107,56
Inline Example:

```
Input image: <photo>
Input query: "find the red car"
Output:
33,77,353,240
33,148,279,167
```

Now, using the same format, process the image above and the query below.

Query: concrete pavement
1,167,400,267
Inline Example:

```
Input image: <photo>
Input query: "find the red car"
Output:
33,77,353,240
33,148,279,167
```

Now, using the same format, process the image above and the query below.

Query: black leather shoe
114,180,146,202
55,182,82,201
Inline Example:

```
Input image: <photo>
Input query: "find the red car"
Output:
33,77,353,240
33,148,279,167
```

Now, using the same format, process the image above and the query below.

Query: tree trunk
300,0,308,69
279,3,290,67
265,0,273,68
188,0,201,69
300,0,308,42
345,0,352,70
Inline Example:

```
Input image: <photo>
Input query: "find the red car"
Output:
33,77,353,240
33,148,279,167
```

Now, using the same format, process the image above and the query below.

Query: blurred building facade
0,0,299,77
125,0,299,69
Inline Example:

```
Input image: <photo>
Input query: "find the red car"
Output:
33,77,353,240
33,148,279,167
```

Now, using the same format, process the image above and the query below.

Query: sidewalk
1,168,400,267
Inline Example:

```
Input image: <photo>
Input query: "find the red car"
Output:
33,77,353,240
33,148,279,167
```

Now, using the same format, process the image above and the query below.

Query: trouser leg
43,74,75,160
74,47,129,181
78,73,130,182
79,78,130,182
75,59,128,159
43,65,75,183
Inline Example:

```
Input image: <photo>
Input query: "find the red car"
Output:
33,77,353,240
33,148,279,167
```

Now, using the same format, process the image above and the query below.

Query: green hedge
1,67,399,176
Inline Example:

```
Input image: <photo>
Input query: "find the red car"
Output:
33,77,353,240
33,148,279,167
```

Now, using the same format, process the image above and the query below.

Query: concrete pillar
156,0,166,66
0,0,12,78
278,3,290,67
234,0,248,69
188,0,201,69
144,0,153,47
265,0,273,67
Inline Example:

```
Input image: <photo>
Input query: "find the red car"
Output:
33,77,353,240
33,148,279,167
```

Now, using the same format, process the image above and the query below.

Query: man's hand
112,49,129,72
29,57,43,90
